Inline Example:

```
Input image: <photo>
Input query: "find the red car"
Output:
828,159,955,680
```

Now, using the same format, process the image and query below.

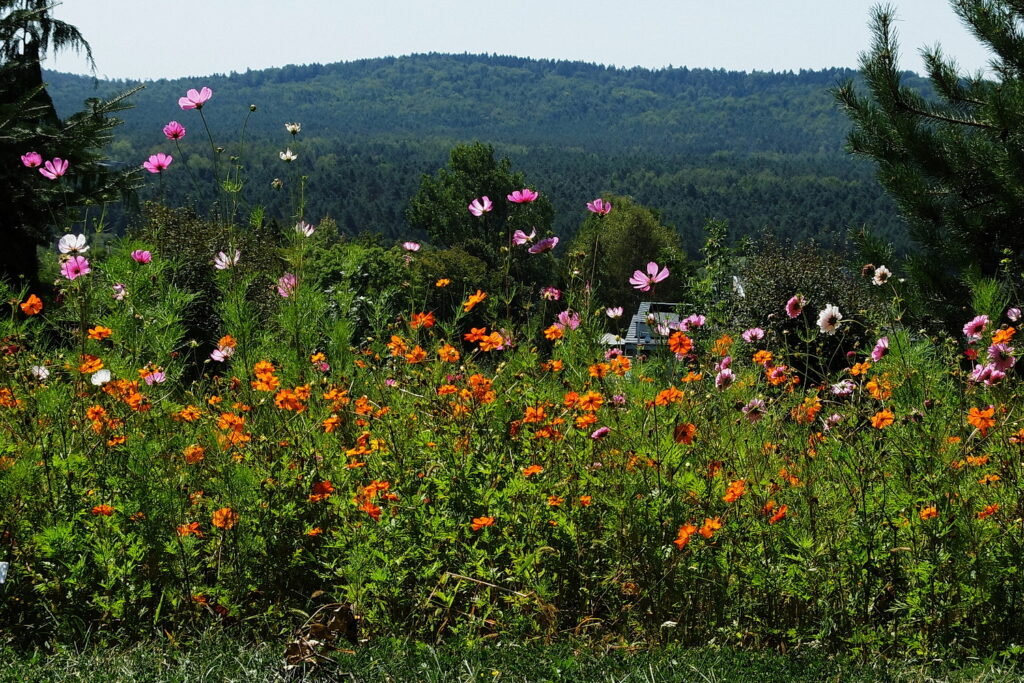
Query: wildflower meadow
3,77,1024,674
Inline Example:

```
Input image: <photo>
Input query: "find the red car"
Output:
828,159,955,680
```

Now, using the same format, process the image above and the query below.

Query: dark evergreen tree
835,1,1024,323
0,0,139,284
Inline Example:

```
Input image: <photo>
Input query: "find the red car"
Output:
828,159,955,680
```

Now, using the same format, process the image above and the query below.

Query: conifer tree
0,0,140,284
835,1,1024,322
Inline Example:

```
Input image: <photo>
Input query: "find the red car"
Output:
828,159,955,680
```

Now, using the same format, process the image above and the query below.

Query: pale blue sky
46,0,995,79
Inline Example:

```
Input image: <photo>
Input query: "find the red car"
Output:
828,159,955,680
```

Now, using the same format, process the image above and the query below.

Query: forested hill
43,53,920,250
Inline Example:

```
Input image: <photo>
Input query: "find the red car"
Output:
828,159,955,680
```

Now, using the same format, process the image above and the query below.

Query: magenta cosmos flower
277,273,297,298
402,241,420,251
178,87,212,110
629,262,669,291
507,188,538,203
39,157,68,180
131,250,152,264
468,196,492,216
590,426,611,440
871,337,889,362
21,151,42,168
61,255,90,281
963,315,989,341
512,228,536,246
528,236,558,254
587,198,612,215
143,153,173,174
541,286,561,300
163,121,186,140
785,294,807,319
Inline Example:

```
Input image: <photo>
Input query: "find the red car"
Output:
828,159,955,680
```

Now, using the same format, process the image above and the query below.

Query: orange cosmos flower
667,331,693,356
589,362,610,378
673,422,697,445
610,356,631,376
79,354,103,374
674,523,698,549
723,479,747,503
698,516,722,539
967,406,996,436
977,503,1000,520
435,278,451,287
541,359,564,372
87,325,112,341
979,473,1001,485
523,464,544,477
870,409,894,429
523,406,547,423
323,415,341,433
437,344,460,362
579,495,592,507
563,391,580,409
752,349,774,366
712,334,733,356
478,332,504,352
463,289,487,312
577,391,604,412
993,327,1016,344
655,386,683,406
547,495,564,507
410,311,435,329
790,396,822,425
680,371,703,383
850,361,872,377
20,294,42,315
306,527,323,537
543,324,564,341
471,516,494,531
91,504,114,516
218,334,237,349
769,505,788,524
405,345,428,364
919,506,938,521
309,480,334,502
464,327,487,343
387,335,408,356
183,444,205,464
174,405,202,422
211,507,239,530
574,413,598,428
866,376,892,400
177,521,203,537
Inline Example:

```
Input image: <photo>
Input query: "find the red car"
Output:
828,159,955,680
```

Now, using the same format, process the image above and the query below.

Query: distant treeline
43,53,917,251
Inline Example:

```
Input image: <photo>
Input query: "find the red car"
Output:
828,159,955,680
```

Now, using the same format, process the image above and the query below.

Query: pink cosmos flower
871,337,889,362
21,151,42,168
277,273,297,298
111,283,127,301
143,153,173,174
741,327,765,343
590,426,611,440
629,262,669,291
742,398,765,423
605,347,623,359
163,121,186,140
541,287,561,301
131,250,152,264
963,315,989,341
715,368,735,390
831,379,855,396
213,250,241,270
402,241,420,251
988,343,1016,371
39,157,68,180
507,188,539,203
528,236,558,254
211,345,235,362
556,310,581,331
612,394,627,406
178,86,213,110
606,307,624,319
969,363,1005,386
682,314,706,330
1008,307,1021,322
468,196,492,216
587,198,612,215
785,294,806,319
143,371,166,386
61,255,90,281
512,229,536,246
824,414,843,430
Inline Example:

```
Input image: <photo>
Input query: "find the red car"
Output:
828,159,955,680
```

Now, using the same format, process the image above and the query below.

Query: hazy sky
45,0,995,80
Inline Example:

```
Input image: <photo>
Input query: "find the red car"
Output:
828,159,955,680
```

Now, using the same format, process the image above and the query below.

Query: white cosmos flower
284,122,301,135
58,233,88,254
279,148,297,162
817,304,843,335
294,221,315,237
91,369,112,386
213,250,241,270
872,265,892,286
30,365,49,380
